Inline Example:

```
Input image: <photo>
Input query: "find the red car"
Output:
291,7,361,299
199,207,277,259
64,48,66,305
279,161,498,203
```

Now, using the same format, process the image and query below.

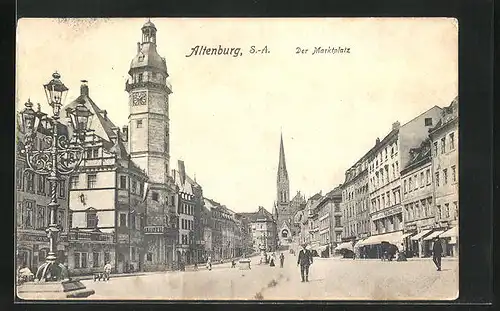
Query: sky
16,18,458,213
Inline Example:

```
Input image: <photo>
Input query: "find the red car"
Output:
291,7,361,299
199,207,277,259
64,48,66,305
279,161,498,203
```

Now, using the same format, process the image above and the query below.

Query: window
426,169,431,185
425,118,433,126
130,214,136,229
24,201,34,228
119,176,127,189
147,253,153,261
59,180,66,198
433,142,438,157
26,171,34,192
415,202,420,218
87,174,97,188
93,148,99,158
70,176,79,189
75,252,88,268
104,252,110,264
74,253,81,268
441,137,446,154
435,172,440,187
37,174,45,194
420,172,425,188
403,179,407,193
132,180,137,194
57,210,64,230
16,168,23,190
451,165,456,182
436,205,441,219
86,209,98,228
93,252,100,268
409,177,413,191
119,213,127,227
152,191,159,201
137,119,143,128
414,174,418,189
36,205,45,229
395,162,399,176
445,203,450,218
132,247,136,261
449,132,455,149
86,149,93,159
453,201,458,219
443,169,448,184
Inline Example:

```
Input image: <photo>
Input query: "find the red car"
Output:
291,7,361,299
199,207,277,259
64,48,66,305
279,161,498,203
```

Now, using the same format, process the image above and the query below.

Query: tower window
137,119,143,128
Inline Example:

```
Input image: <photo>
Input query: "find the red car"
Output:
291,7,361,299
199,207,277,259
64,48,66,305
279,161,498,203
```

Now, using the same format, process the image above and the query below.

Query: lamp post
17,72,95,299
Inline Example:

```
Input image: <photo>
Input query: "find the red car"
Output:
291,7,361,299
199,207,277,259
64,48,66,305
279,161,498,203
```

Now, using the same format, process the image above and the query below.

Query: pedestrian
206,256,212,271
103,261,112,281
432,237,443,271
269,252,276,267
279,253,285,268
297,243,313,282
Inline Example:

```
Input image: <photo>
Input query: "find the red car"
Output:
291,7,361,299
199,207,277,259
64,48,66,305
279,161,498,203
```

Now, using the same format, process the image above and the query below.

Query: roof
129,22,167,75
237,206,274,222
429,96,458,135
401,138,432,174
63,94,119,143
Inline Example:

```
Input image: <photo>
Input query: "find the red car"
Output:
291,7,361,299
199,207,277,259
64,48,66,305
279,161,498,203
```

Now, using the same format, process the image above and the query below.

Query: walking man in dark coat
297,243,313,282
432,237,443,271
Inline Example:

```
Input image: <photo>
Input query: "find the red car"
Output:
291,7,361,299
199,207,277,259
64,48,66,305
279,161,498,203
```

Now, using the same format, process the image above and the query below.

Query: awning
357,231,404,247
439,227,458,238
410,229,433,241
401,232,416,239
423,230,446,241
335,242,354,251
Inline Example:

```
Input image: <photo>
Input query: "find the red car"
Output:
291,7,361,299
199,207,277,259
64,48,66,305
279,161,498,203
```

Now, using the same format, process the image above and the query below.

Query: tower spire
278,132,288,180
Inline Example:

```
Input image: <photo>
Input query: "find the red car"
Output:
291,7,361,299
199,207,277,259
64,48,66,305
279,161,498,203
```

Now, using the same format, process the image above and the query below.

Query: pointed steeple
277,131,288,182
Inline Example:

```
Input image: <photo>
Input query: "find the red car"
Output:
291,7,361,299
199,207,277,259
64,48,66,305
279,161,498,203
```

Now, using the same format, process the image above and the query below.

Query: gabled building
64,81,148,275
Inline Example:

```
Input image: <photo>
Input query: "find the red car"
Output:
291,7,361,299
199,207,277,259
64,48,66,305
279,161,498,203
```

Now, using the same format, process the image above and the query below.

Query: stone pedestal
17,279,95,300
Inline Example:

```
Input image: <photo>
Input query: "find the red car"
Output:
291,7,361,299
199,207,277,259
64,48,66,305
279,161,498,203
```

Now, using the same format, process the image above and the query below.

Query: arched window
281,229,289,238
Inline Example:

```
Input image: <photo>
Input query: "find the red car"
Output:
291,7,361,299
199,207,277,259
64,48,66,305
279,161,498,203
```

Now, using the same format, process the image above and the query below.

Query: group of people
267,252,286,268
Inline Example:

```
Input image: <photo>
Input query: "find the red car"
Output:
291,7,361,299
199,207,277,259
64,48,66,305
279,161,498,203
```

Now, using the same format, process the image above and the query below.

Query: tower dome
129,19,168,76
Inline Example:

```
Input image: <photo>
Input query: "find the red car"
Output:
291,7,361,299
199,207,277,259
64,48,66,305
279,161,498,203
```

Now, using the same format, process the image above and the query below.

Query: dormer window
138,53,145,62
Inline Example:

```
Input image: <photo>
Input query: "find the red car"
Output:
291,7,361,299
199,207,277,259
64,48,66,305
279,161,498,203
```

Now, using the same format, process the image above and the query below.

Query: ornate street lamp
17,72,95,299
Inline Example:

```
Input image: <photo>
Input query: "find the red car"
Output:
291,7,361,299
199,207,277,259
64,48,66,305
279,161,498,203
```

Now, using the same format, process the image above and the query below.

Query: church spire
277,131,288,181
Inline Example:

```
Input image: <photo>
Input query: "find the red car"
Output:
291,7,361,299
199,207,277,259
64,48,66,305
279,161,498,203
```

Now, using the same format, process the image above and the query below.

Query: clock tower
126,20,177,270
126,20,172,186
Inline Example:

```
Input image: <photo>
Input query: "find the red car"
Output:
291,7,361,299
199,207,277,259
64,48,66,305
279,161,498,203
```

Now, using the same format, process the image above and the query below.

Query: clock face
132,92,147,106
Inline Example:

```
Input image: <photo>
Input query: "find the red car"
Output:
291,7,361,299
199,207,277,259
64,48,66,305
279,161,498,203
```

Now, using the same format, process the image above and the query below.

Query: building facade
314,186,343,257
429,96,459,257
401,139,435,258
16,120,70,274
239,207,277,253
360,106,442,258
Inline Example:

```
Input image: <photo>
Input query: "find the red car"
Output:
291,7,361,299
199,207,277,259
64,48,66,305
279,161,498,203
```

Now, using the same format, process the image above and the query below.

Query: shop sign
405,223,417,231
372,206,402,221
18,233,49,243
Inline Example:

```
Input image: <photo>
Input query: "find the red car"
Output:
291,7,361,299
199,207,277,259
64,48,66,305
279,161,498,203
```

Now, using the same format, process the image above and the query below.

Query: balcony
125,81,171,93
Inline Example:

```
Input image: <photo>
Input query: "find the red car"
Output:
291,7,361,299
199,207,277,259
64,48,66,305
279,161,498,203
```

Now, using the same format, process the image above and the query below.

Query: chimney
178,160,186,184
102,110,108,120
137,42,141,53
376,137,380,144
122,125,128,142
80,80,89,96
392,121,401,130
